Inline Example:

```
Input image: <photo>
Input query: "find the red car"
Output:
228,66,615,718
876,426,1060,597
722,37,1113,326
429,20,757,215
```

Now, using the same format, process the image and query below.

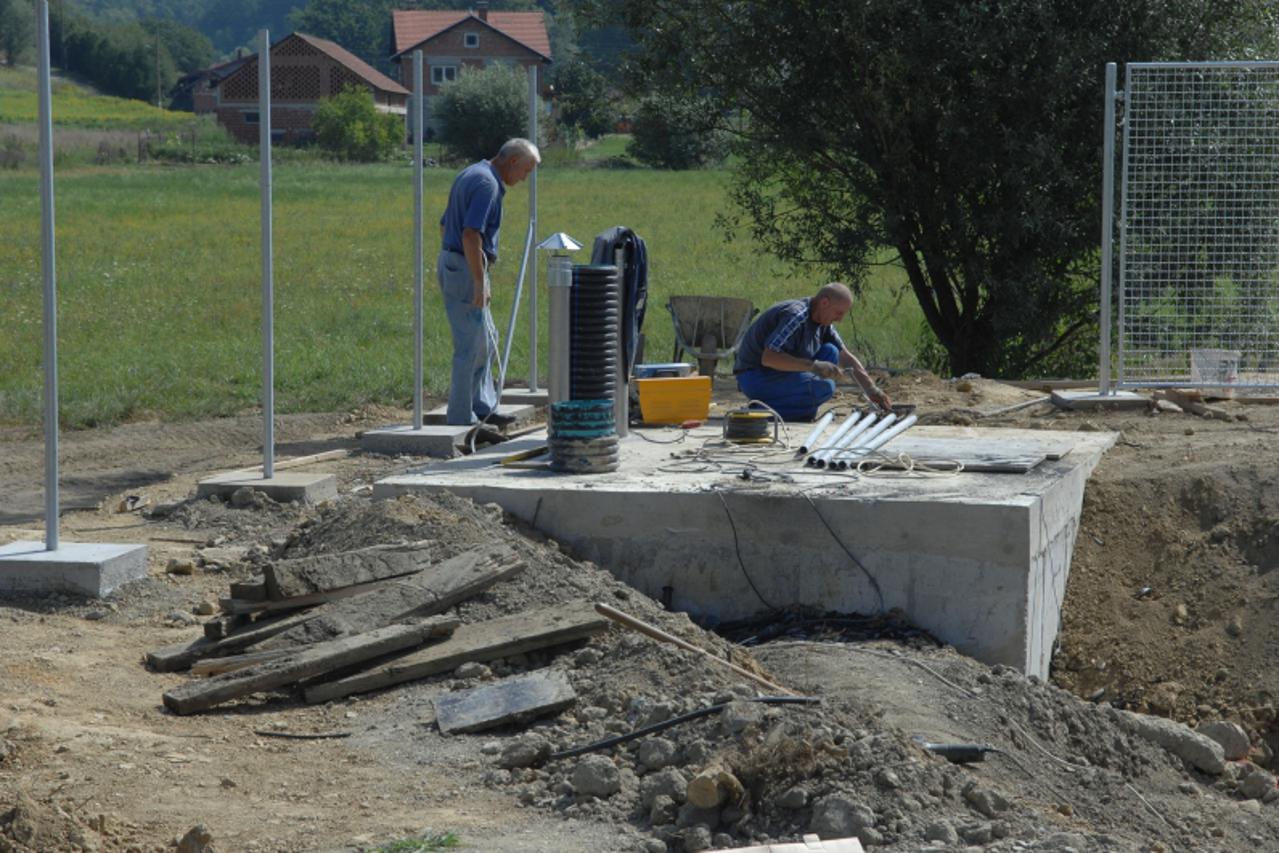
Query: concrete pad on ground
196,471,337,503
0,540,149,598
374,424,1118,679
360,424,473,458
500,386,550,408
422,402,536,428
1051,389,1148,411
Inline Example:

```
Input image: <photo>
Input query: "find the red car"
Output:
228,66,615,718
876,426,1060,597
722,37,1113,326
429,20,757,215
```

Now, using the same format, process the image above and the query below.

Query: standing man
734,282,891,421
438,138,540,426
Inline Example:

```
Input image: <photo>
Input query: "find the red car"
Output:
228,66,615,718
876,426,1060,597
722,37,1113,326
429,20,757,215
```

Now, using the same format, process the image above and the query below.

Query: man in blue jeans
734,282,891,421
438,138,540,426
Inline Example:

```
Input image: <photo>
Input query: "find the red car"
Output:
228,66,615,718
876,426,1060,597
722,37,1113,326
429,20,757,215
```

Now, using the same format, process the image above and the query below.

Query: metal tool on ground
498,445,549,466
912,735,1000,764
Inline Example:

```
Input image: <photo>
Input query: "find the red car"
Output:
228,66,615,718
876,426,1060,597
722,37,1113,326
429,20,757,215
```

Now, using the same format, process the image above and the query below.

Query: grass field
0,66,200,132
0,161,923,427
1,114,927,429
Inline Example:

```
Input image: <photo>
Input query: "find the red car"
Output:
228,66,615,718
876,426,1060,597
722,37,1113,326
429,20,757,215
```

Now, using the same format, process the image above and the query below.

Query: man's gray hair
496,138,541,165
815,282,853,304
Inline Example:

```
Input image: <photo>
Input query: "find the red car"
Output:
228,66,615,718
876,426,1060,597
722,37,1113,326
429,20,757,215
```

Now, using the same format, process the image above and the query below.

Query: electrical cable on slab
547,696,820,762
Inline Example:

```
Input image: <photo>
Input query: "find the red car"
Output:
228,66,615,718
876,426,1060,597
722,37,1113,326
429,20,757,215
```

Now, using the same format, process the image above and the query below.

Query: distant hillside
71,0,302,56
0,65,197,130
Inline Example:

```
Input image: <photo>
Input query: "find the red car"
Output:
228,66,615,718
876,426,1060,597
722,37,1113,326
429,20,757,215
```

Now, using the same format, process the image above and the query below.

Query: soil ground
4,378,1279,851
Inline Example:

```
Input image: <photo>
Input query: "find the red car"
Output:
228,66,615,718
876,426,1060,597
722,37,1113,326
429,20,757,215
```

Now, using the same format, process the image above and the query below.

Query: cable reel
723,408,778,444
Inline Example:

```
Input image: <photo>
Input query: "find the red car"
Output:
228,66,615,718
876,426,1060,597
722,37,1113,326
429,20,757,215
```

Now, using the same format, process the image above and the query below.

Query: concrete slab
360,424,472,458
375,424,1118,679
1051,389,1148,411
196,471,337,503
0,540,149,598
500,386,550,408
422,403,537,428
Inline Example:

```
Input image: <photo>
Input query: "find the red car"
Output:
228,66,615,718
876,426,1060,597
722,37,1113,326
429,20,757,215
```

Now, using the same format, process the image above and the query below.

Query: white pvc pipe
805,410,866,467
797,411,835,454
833,413,900,469
258,29,274,478
836,414,917,470
818,411,884,468
500,220,535,390
412,50,424,429
36,0,58,550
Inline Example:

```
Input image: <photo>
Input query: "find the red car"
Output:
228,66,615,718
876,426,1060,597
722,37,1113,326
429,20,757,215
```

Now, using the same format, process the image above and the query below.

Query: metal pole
36,0,59,551
527,65,539,392
258,29,274,478
500,221,534,390
1099,62,1117,396
1116,63,1134,393
412,50,424,429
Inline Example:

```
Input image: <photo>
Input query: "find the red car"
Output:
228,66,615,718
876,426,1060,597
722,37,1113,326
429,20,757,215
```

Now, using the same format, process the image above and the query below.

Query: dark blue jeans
735,342,838,421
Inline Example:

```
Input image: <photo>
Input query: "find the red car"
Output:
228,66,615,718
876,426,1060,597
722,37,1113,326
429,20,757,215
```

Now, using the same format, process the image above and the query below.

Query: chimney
476,1,488,22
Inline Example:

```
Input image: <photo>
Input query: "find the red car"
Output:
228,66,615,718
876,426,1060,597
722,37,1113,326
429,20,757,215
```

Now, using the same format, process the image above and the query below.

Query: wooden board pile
147,542,611,723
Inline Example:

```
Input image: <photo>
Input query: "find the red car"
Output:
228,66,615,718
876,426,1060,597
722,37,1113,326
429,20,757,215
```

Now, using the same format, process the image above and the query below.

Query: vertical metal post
1099,62,1117,395
527,65,539,392
258,29,274,478
412,50,424,429
1116,63,1134,392
36,0,59,551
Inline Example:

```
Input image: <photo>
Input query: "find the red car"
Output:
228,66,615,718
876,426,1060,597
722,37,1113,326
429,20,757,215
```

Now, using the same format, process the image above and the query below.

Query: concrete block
374,424,1118,678
500,386,550,408
196,471,337,504
0,540,149,598
360,424,471,458
422,403,536,428
1051,389,1148,411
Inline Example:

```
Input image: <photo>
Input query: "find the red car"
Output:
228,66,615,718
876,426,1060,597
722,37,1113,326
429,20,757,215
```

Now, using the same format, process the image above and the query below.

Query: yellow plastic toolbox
634,376,712,425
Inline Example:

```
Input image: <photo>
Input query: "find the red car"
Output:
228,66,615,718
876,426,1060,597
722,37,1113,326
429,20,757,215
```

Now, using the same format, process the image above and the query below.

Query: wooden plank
258,544,524,650
147,610,319,672
874,437,1047,473
304,600,610,704
220,578,398,615
906,426,1075,459
162,618,456,715
263,541,437,600
228,448,352,476
229,576,267,601
433,670,577,734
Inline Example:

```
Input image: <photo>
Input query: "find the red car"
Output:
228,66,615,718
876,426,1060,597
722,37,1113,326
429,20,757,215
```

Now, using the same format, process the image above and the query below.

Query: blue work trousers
735,342,838,421
438,249,498,425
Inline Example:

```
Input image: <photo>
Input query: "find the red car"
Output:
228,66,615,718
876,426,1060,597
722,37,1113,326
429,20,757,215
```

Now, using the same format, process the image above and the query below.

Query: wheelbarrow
665,295,758,377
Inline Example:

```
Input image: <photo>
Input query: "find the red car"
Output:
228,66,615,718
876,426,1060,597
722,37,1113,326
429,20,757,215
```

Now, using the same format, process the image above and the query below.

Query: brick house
210,33,410,145
390,3,551,136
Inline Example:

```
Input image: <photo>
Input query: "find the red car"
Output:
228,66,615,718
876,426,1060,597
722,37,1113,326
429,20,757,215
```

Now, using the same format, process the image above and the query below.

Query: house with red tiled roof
390,2,551,135
209,32,410,145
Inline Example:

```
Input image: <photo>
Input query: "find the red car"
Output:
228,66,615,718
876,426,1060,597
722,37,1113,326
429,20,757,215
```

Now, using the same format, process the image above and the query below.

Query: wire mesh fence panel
1118,62,1279,389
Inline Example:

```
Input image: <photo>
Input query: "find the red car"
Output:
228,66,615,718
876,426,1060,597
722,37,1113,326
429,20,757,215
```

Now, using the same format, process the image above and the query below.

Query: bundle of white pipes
829,413,919,470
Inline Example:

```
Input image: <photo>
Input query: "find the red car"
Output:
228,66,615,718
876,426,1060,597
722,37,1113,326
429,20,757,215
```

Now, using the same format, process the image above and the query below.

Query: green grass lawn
0,161,923,427
0,65,200,132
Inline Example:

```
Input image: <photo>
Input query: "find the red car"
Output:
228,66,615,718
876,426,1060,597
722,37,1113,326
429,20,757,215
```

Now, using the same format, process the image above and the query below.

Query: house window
243,111,259,124
464,32,479,48
431,65,458,85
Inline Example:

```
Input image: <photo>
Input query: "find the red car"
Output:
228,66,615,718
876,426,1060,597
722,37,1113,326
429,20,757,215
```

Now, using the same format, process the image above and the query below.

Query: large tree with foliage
0,0,33,67
437,63,531,162
573,0,1279,377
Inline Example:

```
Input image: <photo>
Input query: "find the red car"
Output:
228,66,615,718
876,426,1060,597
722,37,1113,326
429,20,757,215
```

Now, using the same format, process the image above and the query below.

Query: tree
436,63,530,162
552,58,616,139
572,0,1279,377
312,84,403,162
0,0,34,68
627,93,726,169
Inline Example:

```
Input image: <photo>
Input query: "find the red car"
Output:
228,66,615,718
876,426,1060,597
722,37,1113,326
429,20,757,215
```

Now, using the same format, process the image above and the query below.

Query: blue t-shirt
734,297,845,373
440,160,505,262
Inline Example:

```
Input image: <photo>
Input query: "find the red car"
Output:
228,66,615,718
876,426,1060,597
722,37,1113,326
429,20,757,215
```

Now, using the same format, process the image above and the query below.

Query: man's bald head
811,282,853,325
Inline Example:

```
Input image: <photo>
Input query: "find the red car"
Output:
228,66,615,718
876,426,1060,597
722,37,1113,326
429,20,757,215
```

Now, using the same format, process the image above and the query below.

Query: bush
627,95,727,170
552,59,617,140
436,64,530,163
312,85,403,162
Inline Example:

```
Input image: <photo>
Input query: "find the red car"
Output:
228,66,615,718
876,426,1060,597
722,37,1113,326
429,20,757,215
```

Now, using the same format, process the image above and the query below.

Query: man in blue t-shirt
438,138,540,426
734,282,891,421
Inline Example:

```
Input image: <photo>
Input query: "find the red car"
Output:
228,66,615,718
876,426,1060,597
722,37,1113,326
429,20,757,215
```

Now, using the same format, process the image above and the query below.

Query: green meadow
0,65,200,132
0,159,923,428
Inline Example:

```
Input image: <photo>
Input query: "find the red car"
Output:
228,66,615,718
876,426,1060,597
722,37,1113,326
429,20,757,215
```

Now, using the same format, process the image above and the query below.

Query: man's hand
812,360,842,380
866,385,893,412
471,283,489,308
